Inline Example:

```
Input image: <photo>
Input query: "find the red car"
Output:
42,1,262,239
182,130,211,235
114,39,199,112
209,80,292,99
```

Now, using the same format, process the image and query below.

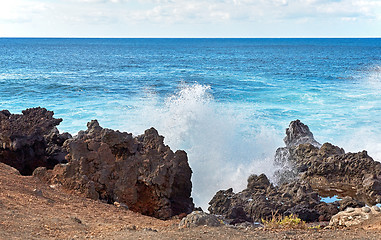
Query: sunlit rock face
34,120,194,220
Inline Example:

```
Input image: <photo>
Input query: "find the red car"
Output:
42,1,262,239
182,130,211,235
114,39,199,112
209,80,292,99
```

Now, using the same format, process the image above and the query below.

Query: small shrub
262,213,307,230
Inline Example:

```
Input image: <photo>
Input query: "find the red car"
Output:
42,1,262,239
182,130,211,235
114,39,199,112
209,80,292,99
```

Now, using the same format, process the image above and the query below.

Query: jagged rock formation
1,108,194,219
0,108,70,175
209,120,381,223
283,120,321,148
274,120,381,205
274,120,323,185
34,120,194,220
208,173,336,223
299,147,381,205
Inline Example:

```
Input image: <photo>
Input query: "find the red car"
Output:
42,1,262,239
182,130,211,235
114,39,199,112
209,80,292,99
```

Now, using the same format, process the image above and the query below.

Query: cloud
7,0,376,26
1,0,379,36
65,0,122,3
127,2,233,24
0,0,49,23
118,0,381,24
2,0,380,26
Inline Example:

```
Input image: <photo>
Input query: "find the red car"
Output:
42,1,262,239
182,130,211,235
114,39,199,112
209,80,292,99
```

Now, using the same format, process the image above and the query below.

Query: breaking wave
126,83,282,211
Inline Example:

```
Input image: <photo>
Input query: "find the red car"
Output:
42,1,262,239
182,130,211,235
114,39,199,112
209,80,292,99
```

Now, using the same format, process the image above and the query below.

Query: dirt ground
0,162,380,240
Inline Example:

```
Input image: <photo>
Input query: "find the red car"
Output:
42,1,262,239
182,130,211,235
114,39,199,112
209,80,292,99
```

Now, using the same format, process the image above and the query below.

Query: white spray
127,83,282,211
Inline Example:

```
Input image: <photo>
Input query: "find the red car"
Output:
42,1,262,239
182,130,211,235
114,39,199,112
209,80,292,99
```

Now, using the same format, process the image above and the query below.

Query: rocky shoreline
208,120,381,226
1,107,381,235
1,107,193,220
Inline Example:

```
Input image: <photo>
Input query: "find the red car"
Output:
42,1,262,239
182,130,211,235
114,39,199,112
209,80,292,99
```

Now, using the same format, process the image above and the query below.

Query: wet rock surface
34,120,194,220
0,108,69,175
209,119,381,224
283,120,321,148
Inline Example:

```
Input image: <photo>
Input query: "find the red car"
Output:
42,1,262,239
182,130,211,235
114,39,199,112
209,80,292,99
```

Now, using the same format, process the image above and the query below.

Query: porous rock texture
208,173,334,223
34,120,194,220
209,120,381,224
0,108,70,175
274,120,381,205
329,205,381,227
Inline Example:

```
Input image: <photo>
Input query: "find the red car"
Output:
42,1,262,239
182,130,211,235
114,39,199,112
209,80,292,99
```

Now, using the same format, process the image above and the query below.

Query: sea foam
125,83,282,211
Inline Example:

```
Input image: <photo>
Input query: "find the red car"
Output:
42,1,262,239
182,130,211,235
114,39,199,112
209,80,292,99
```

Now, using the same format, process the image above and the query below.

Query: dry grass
262,213,308,230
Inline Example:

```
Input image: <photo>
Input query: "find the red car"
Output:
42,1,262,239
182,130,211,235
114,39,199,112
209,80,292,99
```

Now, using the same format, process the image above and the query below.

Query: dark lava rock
274,120,381,205
209,120,381,224
274,120,323,185
314,202,339,221
209,174,323,223
283,120,321,148
284,204,319,222
34,120,194,220
339,196,365,211
0,108,70,175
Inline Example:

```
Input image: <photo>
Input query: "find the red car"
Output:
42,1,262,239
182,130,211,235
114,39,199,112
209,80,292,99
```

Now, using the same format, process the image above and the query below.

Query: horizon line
1,36,380,39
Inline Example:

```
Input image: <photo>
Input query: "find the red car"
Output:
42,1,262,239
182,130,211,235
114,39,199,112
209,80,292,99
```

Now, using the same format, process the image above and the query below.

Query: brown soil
0,162,380,240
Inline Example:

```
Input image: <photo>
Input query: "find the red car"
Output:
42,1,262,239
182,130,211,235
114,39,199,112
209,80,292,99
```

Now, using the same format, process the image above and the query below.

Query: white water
120,83,282,210
113,80,381,211
54,78,381,211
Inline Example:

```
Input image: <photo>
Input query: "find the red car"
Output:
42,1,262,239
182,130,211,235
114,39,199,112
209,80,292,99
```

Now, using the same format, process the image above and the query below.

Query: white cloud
0,0,379,36
0,0,49,23
65,0,121,3
117,0,381,24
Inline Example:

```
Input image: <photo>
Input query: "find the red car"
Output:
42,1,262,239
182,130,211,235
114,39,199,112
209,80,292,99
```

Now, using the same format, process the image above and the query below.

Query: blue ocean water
1,38,381,209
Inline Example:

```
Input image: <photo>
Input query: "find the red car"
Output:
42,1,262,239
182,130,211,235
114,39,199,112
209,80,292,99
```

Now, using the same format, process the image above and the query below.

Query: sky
0,0,380,37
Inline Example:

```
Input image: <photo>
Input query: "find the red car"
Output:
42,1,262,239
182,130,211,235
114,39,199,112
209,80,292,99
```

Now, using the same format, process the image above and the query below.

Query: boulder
34,120,194,219
329,205,381,227
179,211,222,228
0,108,70,175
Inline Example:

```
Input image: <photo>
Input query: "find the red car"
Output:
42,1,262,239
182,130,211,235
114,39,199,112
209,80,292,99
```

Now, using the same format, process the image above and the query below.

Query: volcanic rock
274,120,381,205
339,196,365,211
274,120,323,184
209,120,381,224
0,108,70,175
283,119,321,148
314,202,339,221
34,120,194,220
208,174,325,223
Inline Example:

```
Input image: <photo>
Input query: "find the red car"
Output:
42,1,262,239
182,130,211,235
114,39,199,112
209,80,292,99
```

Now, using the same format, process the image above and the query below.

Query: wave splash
132,83,281,211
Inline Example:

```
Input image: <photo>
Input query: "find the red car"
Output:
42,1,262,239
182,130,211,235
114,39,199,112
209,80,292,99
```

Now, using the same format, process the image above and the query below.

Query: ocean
1,38,381,210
